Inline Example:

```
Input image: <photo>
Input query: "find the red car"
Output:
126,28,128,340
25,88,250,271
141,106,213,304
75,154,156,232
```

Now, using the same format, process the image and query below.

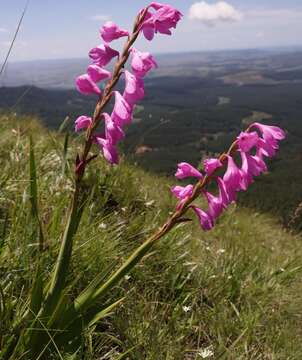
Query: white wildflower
98,222,107,230
198,346,214,358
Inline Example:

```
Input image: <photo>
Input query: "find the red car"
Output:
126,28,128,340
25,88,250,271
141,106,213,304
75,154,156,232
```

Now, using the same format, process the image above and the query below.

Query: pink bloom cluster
75,3,182,164
172,123,286,231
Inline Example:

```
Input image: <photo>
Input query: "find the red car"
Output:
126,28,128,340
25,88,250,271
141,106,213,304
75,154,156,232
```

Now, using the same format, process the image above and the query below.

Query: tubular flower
75,116,92,132
251,122,286,143
95,135,119,165
237,131,259,152
175,162,203,180
76,74,101,95
204,158,222,176
103,113,125,145
203,191,223,220
256,138,277,158
87,65,111,83
171,184,194,209
223,155,243,195
171,184,194,200
140,3,183,41
216,177,230,208
123,70,145,105
111,91,133,126
191,206,214,231
89,44,119,66
100,21,129,42
240,151,267,188
131,48,157,78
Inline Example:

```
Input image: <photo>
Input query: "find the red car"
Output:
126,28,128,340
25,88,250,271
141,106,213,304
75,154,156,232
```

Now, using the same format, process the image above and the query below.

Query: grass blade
29,136,44,251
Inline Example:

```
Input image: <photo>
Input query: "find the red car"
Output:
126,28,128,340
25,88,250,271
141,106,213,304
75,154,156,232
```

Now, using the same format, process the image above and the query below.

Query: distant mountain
2,48,302,89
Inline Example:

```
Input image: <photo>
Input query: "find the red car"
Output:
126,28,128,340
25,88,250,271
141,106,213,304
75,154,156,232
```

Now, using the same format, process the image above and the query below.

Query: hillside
1,49,302,226
1,114,302,359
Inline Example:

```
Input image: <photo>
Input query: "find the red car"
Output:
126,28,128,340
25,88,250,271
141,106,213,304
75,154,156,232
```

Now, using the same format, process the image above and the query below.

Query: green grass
0,114,302,359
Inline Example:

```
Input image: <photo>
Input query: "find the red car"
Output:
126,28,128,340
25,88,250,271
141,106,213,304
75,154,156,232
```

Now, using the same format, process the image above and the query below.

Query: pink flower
103,113,124,145
76,74,101,95
240,151,267,178
171,184,194,209
237,131,259,152
203,191,223,220
87,65,111,83
140,3,183,41
191,206,214,231
171,184,193,200
223,155,242,201
131,48,157,78
175,162,203,180
216,177,230,208
75,116,92,132
256,138,277,158
123,70,145,105
251,122,285,143
95,135,119,165
89,43,119,66
100,21,129,42
111,91,133,126
203,158,222,176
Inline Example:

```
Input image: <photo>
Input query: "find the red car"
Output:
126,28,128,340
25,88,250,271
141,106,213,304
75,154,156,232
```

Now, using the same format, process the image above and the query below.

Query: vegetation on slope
0,114,302,359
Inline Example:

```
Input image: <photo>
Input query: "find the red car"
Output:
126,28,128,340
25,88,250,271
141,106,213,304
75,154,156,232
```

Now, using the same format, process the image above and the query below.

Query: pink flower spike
111,91,133,126
95,136,119,165
100,21,129,42
131,49,157,78
203,158,222,176
87,65,111,83
237,131,259,152
251,122,286,142
175,162,203,180
75,116,92,132
89,44,119,66
191,206,214,231
123,70,145,105
76,74,101,96
223,155,242,200
103,113,125,145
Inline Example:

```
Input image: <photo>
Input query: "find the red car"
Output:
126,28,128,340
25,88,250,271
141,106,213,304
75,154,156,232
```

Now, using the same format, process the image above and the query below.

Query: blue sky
1,0,302,62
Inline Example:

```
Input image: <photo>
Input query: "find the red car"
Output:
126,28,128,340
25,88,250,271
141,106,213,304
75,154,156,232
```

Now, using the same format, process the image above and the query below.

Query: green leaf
88,297,125,328
29,262,44,317
62,132,69,175
29,136,44,251
29,135,38,215
58,116,71,133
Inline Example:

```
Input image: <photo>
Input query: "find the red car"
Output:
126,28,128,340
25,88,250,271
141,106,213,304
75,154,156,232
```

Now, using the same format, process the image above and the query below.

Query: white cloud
90,14,111,22
0,28,8,33
189,1,242,26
